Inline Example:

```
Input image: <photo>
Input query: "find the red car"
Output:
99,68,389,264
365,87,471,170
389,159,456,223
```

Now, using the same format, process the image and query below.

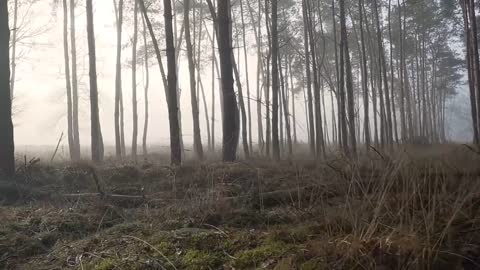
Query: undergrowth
1,144,480,269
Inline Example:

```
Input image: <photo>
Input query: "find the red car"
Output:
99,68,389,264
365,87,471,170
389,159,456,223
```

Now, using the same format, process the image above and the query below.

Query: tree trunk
62,0,75,161
280,57,293,158
240,0,253,152
211,18,216,151
10,0,17,100
113,0,124,159
70,0,81,160
246,0,264,153
340,0,356,155
271,0,280,160
307,0,325,158
467,0,480,143
302,0,315,156
0,1,14,177
185,0,204,160
289,61,297,145
132,0,139,161
164,0,182,165
358,0,370,150
216,0,238,161
460,0,479,143
142,15,149,156
86,0,104,163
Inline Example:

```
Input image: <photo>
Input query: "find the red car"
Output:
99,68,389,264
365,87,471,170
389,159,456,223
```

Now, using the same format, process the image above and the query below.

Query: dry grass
1,144,480,269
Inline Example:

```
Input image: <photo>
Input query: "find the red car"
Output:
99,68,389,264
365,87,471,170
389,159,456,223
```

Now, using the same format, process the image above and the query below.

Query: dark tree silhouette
0,0,14,176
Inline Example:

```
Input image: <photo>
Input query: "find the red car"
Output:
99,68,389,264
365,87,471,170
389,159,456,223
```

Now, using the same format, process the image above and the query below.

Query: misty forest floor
1,145,480,270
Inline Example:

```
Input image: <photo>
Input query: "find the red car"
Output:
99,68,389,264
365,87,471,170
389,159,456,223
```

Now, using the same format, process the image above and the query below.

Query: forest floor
1,144,480,270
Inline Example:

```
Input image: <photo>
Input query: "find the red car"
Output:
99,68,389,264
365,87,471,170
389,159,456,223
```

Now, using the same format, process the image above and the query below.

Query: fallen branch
63,193,145,199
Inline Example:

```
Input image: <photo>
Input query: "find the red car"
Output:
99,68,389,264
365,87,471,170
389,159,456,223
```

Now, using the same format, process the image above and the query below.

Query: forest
1,0,480,269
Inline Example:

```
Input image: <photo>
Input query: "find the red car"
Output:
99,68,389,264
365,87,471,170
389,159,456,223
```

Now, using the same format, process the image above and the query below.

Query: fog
11,1,472,153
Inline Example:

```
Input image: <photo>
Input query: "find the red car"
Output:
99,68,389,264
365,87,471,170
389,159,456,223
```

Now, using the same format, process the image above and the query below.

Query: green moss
268,227,309,244
93,258,115,270
300,258,326,270
189,232,222,250
155,241,176,256
182,249,224,270
234,241,298,268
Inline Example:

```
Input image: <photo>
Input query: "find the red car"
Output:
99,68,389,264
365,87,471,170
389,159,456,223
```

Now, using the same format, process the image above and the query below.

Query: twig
50,132,64,162
463,144,480,156
369,145,386,161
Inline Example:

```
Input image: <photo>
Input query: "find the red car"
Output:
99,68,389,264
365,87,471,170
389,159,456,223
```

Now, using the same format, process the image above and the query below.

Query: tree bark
164,0,182,165
0,1,14,177
302,0,315,156
141,15,149,156
240,0,253,152
113,0,124,159
70,0,81,160
358,0,370,150
184,0,204,160
271,0,280,160
86,0,104,163
132,0,139,161
62,0,75,161
340,0,356,155
9,0,17,100
217,0,238,161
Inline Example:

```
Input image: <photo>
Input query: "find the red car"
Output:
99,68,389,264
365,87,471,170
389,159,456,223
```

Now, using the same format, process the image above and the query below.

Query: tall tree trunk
264,0,271,157
340,0,356,155
0,1,14,177
216,0,238,161
338,0,349,154
185,0,204,160
240,0,253,151
358,0,370,150
307,0,325,158
10,0,17,100
142,16,149,156
131,0,139,161
271,0,280,160
70,0,81,160
289,61,297,145
211,19,216,151
460,0,479,143
113,0,124,159
62,0,75,161
247,0,264,153
303,0,315,156
164,0,182,165
467,0,480,142
86,0,104,163
280,57,293,157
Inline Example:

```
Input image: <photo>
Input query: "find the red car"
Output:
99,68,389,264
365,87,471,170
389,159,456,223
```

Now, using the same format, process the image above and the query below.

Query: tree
141,15,150,156
184,0,204,160
132,0,139,161
271,0,280,160
302,0,315,156
61,0,75,161
164,0,182,165
86,0,104,163
217,0,238,161
339,0,356,155
114,0,125,159
70,0,81,160
0,0,14,177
